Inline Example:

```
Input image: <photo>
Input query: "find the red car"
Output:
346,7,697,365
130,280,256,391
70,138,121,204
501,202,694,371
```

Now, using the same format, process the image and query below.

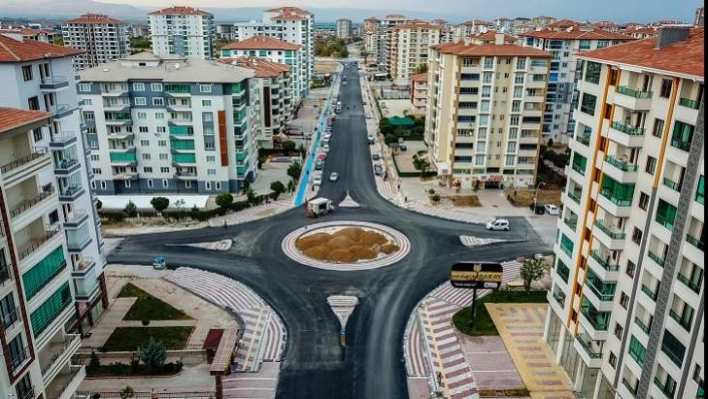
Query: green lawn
87,361,183,377
453,290,548,336
118,283,192,321
101,326,194,352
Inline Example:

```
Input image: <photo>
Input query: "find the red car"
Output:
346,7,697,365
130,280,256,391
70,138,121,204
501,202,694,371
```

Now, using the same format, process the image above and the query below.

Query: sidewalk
79,362,215,391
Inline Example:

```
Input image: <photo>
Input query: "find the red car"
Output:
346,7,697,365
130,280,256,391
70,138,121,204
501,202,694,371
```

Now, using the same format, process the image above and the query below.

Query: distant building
695,6,704,26
388,20,443,86
0,27,60,43
216,24,237,40
62,13,130,71
148,6,215,60
410,72,428,114
336,18,352,39
452,19,496,41
532,15,557,27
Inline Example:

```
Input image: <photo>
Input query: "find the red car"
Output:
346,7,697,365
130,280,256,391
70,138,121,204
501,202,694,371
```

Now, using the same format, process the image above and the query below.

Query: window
140,140,150,146
155,112,165,120
629,336,647,366
631,227,643,244
159,154,169,160
0,294,18,329
160,167,170,173
151,83,163,92
652,118,665,138
661,330,686,367
133,83,145,91
79,83,91,92
157,126,166,133
28,96,39,110
206,155,216,162
697,175,704,204
142,153,151,160
32,128,42,142
609,352,617,368
137,112,147,120
92,168,101,175
153,97,165,106
200,84,212,93
158,140,167,147
645,156,657,175
580,93,597,115
515,59,526,69
22,65,33,81
626,260,636,278
207,169,216,175
614,323,623,339
202,99,212,107
147,179,153,188
135,97,147,106
638,192,650,210
619,292,629,309
205,182,212,190
139,126,148,133
101,181,107,189
163,179,169,188
660,79,672,98
584,62,601,84
203,112,214,122
144,166,153,173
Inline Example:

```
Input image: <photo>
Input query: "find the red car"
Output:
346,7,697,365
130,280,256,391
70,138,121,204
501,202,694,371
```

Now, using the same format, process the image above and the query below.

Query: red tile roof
392,19,443,30
65,13,125,24
0,107,50,133
411,72,428,82
218,57,290,78
267,6,312,20
521,28,635,41
0,34,83,62
149,6,211,16
470,30,518,44
266,6,312,15
580,27,703,78
432,41,552,57
221,36,301,51
547,19,578,28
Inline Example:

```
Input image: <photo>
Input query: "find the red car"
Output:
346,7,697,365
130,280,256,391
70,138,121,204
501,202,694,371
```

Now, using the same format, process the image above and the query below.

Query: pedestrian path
222,361,280,399
459,236,507,248
165,268,287,372
401,202,495,225
208,198,295,228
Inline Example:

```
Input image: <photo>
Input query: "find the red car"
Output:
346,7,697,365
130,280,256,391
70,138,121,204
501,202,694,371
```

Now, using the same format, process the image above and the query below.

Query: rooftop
217,57,290,78
79,52,254,83
579,26,703,78
470,30,518,44
522,28,635,41
391,19,442,30
0,107,50,133
148,6,212,16
221,36,301,51
0,34,83,62
411,72,428,82
459,19,495,26
546,19,578,28
65,13,125,25
267,6,312,21
432,40,552,58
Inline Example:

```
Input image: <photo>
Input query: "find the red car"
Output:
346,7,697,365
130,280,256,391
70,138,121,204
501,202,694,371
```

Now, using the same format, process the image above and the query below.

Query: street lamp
533,181,546,217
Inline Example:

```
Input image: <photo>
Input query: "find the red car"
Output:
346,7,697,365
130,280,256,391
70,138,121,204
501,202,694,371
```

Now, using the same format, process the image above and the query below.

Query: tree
270,181,286,200
287,180,296,193
214,38,231,52
215,192,234,209
282,140,297,153
139,337,167,374
297,143,307,156
129,36,151,49
123,201,137,217
150,197,170,214
430,193,441,205
414,64,428,74
384,133,398,145
96,199,102,210
120,386,135,399
287,160,302,182
361,50,370,64
88,351,101,372
520,257,549,292
245,187,257,204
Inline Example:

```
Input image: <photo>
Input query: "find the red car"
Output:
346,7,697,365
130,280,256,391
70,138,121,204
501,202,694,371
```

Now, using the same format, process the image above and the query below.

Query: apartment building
388,20,443,86
220,36,304,104
0,32,106,335
218,57,294,149
544,26,704,399
425,34,552,189
148,6,215,60
0,27,60,43
61,13,130,71
451,20,496,41
377,14,407,71
78,52,258,195
336,19,353,40
362,17,380,64
521,27,635,144
410,72,428,114
696,7,705,26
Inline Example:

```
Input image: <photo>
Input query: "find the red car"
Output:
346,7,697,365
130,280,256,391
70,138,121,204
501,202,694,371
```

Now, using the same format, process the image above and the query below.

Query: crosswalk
171,239,233,251
338,193,361,208
458,235,507,248
207,198,294,228
165,268,286,371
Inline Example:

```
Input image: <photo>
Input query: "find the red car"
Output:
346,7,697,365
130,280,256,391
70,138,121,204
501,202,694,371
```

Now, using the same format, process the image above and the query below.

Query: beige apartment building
388,20,443,86
425,34,552,189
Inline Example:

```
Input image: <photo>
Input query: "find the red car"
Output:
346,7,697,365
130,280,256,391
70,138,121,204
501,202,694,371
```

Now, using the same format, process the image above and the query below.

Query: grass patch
118,283,192,321
453,290,548,336
102,326,194,352
86,361,183,378
503,188,562,208
478,388,531,397
445,195,482,207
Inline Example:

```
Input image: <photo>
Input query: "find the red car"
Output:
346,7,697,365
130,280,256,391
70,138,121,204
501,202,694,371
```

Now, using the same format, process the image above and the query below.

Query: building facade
388,20,442,86
425,34,552,189
148,6,215,60
451,20,496,41
62,13,130,71
336,18,353,39
410,72,428,115
522,28,635,144
362,17,380,65
78,52,258,195
544,26,704,399
220,36,304,104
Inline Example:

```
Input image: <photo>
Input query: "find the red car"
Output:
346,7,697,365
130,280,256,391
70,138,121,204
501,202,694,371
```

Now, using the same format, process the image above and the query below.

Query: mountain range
0,0,463,23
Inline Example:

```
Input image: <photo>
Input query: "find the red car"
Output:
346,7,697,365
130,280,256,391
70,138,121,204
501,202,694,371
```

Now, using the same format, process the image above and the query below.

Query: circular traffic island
282,221,410,271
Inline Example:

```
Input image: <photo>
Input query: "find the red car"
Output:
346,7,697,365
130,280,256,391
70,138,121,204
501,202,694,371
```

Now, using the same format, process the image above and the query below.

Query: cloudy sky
93,0,696,22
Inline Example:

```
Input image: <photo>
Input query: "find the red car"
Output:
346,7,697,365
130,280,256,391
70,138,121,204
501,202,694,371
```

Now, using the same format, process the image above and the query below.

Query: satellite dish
174,63,180,69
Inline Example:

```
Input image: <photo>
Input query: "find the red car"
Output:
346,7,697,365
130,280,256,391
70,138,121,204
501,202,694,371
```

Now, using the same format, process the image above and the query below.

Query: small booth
209,328,240,399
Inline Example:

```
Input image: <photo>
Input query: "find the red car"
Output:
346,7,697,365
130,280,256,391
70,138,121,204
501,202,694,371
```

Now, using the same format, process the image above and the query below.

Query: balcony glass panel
671,121,694,151
22,246,67,301
581,297,610,331
30,282,72,337
661,331,686,367
600,176,635,206
629,336,646,366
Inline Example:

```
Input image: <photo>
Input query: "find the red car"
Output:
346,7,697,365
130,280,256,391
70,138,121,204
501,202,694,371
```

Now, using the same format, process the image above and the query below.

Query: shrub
88,351,101,371
270,181,286,200
150,197,170,214
430,194,441,205
141,319,150,326
139,337,167,374
215,192,234,209
123,201,137,217
120,386,135,399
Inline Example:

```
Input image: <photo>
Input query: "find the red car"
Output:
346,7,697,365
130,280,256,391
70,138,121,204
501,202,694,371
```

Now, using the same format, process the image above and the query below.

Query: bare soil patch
295,227,399,263
503,188,562,208
444,195,483,207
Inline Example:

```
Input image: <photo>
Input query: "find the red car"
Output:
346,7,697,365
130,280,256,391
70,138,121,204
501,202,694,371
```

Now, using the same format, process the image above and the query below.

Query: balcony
641,285,658,302
671,137,692,152
563,217,578,230
49,132,77,149
53,158,81,176
10,345,30,373
677,273,701,293
614,86,653,110
623,379,639,397
102,87,128,97
576,134,591,146
603,155,638,183
0,262,12,285
105,116,132,126
567,190,582,205
662,177,683,192
634,317,651,334
9,188,57,220
654,377,677,399
48,103,74,119
575,334,604,366
679,97,701,110
18,227,62,260
174,170,198,180
41,333,81,386
58,185,84,202
72,257,95,276
599,189,633,217
64,210,88,228
165,85,191,97
45,365,86,399
648,250,666,267
109,151,137,166
103,101,130,113
40,76,69,91
113,171,138,181
588,250,620,279
0,148,51,184
106,131,135,141
608,121,645,147
594,220,626,250
668,309,692,332
74,276,100,301
66,230,91,253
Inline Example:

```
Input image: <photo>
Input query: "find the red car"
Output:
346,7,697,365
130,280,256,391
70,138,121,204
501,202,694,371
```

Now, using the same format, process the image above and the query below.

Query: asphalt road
109,62,551,399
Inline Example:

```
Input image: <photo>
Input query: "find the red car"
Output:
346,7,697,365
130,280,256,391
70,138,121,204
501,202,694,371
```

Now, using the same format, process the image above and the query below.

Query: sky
92,0,697,22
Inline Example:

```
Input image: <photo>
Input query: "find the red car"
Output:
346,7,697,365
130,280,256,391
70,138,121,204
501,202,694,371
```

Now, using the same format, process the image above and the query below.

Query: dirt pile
296,227,399,262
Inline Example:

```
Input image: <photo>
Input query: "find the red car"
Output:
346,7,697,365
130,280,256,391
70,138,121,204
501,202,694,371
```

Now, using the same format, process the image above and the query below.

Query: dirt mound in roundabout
296,227,400,262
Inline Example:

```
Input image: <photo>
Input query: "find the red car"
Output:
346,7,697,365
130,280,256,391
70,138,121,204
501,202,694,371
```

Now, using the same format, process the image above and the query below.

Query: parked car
372,153,381,160
544,204,560,215
530,202,546,215
486,219,510,231
153,256,166,269
368,135,375,144
315,159,324,170
313,175,322,185
329,172,339,182
374,164,383,176
323,144,330,152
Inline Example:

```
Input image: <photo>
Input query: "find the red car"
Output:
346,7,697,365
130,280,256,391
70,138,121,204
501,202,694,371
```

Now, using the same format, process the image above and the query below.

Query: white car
313,175,322,186
329,172,339,182
324,133,332,140
486,219,510,231
323,144,330,152
544,204,560,215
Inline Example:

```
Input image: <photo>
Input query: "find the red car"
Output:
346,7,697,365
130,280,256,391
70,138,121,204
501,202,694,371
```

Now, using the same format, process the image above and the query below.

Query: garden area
101,326,194,352
85,338,185,378
379,115,426,143
452,290,548,336
118,283,192,321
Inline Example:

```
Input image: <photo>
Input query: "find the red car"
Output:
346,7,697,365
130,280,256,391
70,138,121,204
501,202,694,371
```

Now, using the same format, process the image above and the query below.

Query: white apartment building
232,7,314,98
425,34,552,189
410,72,428,115
336,19,353,40
0,34,109,398
452,20,497,41
78,52,259,195
545,26,704,399
219,57,294,149
61,13,130,71
220,36,304,104
375,14,407,72
362,17,380,65
148,6,215,60
388,20,443,86
522,27,635,144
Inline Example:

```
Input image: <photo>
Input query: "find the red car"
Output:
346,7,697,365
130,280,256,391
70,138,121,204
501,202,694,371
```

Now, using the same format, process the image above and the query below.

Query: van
486,219,510,231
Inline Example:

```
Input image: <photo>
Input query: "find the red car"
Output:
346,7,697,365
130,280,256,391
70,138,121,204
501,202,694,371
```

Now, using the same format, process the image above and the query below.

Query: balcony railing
677,273,701,293
668,309,692,331
611,121,645,136
568,191,582,204
589,250,621,272
563,218,578,230
560,244,573,258
18,227,61,260
552,293,566,306
656,214,675,231
576,134,591,146
605,155,638,172
623,379,638,396
634,317,651,334
662,177,682,192
661,343,684,367
686,234,704,251
594,220,626,239
586,280,616,302
671,137,692,151
1,305,20,330
616,86,653,98
654,377,677,398
679,97,701,110
41,334,81,375
11,345,30,371
10,188,55,218
0,262,12,284
576,335,603,359
648,250,666,267
0,148,48,174
641,285,658,301
600,188,633,206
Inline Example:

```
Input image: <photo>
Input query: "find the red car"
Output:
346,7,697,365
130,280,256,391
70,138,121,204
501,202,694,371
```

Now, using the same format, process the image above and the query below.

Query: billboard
450,262,504,289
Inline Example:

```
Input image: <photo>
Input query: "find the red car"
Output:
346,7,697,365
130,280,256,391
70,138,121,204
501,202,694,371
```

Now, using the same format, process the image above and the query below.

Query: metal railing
1,148,48,174
576,335,603,358
605,155,638,172
679,97,701,109
41,334,80,375
41,76,68,86
1,305,20,330
0,262,12,284
10,187,55,218
677,273,701,293
594,220,626,239
685,234,704,250
611,121,645,136
634,317,651,334
50,131,76,143
668,309,691,331
616,85,653,98
600,188,633,206
589,250,620,272
18,227,61,260
641,285,658,301
11,345,30,371
576,134,591,146
671,136,692,151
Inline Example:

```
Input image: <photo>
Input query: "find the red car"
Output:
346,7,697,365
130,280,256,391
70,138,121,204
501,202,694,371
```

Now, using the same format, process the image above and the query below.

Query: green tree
139,337,167,374
282,140,297,152
384,134,398,145
430,193,441,205
129,36,151,49
297,143,307,156
150,197,170,214
287,180,296,193
120,386,135,399
287,160,302,182
215,192,234,209
53,37,64,46
123,201,137,217
245,187,257,204
88,351,101,372
270,181,286,200
414,63,428,74
361,50,370,63
520,257,549,292
96,199,102,210
214,38,231,52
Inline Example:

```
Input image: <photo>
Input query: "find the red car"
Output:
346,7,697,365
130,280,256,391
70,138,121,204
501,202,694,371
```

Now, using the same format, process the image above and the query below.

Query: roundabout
281,220,411,271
